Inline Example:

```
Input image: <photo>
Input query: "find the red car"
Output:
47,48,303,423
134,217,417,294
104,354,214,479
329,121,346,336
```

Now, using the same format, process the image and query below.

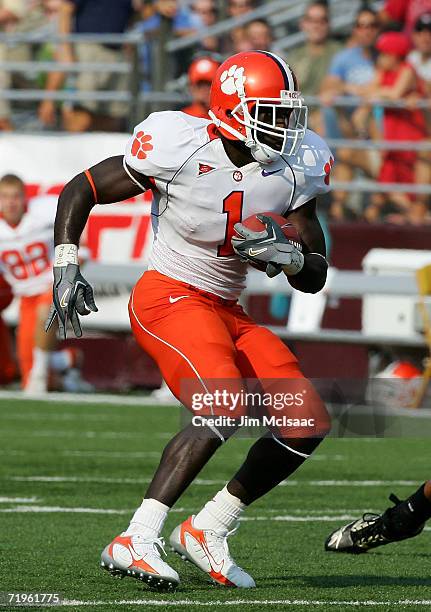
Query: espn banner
0,132,153,264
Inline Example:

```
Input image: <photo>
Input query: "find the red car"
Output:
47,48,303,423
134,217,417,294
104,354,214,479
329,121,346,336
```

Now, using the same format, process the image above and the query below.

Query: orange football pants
129,270,329,438
17,290,52,387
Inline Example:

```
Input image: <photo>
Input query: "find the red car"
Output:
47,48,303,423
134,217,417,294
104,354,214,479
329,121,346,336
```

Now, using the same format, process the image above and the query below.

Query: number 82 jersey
124,111,333,300
0,196,56,297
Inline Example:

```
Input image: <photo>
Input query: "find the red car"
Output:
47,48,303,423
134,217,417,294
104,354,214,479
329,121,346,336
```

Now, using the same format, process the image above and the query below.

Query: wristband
54,244,79,267
282,250,304,276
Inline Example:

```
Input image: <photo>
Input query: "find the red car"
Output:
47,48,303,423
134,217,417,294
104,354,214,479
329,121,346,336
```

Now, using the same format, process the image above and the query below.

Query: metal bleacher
62,262,428,349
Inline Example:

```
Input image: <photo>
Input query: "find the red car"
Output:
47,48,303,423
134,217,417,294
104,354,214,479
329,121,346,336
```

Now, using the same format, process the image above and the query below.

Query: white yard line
0,390,430,419
309,480,421,487
0,496,40,503
0,505,185,514
10,475,154,484
0,506,428,528
8,475,423,487
0,390,177,406
0,506,129,514
57,599,431,607
62,450,161,459
0,430,170,439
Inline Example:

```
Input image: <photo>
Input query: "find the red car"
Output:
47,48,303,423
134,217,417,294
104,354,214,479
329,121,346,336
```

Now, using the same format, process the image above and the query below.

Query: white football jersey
0,195,56,297
124,111,333,299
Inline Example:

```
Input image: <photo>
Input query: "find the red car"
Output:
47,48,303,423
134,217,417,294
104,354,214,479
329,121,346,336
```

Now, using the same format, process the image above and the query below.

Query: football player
46,51,333,590
182,55,221,119
0,174,89,393
325,480,431,553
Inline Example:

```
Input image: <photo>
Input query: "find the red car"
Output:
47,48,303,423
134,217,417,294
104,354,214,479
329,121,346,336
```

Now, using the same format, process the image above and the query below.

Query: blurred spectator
379,0,431,39
320,8,381,220
228,0,255,18
236,18,272,52
287,2,341,132
409,13,431,91
6,1,46,96
408,13,431,209
191,0,219,52
222,0,256,54
40,0,135,132
35,0,62,121
42,0,61,18
360,32,429,224
136,0,198,90
0,0,27,130
182,54,220,118
321,8,379,108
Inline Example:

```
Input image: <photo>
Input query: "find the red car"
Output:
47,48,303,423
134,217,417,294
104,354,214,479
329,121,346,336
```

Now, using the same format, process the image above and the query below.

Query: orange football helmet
188,56,220,85
209,51,307,163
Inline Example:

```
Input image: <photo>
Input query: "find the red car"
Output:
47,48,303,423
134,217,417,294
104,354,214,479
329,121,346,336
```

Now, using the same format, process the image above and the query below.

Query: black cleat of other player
325,493,425,553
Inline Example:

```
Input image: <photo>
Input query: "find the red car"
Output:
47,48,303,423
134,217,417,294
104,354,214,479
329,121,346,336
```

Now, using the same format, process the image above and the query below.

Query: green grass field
0,397,430,611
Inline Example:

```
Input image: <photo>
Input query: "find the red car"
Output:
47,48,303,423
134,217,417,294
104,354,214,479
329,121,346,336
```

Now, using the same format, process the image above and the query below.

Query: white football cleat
101,533,179,591
169,516,255,588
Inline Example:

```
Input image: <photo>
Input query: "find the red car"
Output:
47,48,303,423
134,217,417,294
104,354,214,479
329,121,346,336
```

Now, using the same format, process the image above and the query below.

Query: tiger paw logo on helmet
131,131,153,160
220,65,246,96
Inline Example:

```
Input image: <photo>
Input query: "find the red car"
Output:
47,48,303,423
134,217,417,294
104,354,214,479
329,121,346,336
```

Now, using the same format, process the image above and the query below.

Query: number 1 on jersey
217,191,244,257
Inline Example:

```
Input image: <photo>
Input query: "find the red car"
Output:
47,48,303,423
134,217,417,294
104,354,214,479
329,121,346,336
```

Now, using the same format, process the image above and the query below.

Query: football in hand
236,212,303,272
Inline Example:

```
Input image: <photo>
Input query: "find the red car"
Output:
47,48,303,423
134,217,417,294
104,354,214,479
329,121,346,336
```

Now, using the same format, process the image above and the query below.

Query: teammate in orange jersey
0,174,90,393
182,55,221,119
0,273,17,385
47,51,333,590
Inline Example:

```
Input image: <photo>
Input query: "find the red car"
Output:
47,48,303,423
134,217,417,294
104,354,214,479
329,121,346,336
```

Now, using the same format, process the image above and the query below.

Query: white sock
125,498,169,538
30,348,49,379
193,485,245,533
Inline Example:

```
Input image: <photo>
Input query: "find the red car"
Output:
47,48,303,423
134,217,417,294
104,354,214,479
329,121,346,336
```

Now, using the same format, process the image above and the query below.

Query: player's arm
54,155,149,245
47,155,151,338
284,198,327,294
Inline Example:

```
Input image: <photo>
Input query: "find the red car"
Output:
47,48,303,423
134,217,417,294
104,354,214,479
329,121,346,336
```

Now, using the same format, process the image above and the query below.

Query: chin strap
248,141,280,164
208,110,279,165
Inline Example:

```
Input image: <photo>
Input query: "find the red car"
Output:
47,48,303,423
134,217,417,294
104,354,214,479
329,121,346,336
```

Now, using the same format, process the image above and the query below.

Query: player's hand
231,214,304,278
45,263,98,339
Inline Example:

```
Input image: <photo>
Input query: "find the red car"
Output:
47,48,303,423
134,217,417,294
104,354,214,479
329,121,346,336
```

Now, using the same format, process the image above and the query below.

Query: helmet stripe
257,50,297,91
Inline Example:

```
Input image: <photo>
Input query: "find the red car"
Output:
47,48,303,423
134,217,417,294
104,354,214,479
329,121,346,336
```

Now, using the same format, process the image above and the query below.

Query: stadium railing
1,13,430,199
164,0,373,53
4,262,429,348
63,263,430,349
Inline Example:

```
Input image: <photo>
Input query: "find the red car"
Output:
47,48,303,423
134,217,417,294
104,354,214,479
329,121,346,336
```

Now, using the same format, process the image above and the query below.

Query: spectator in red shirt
182,55,220,119
360,32,429,223
380,0,431,39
